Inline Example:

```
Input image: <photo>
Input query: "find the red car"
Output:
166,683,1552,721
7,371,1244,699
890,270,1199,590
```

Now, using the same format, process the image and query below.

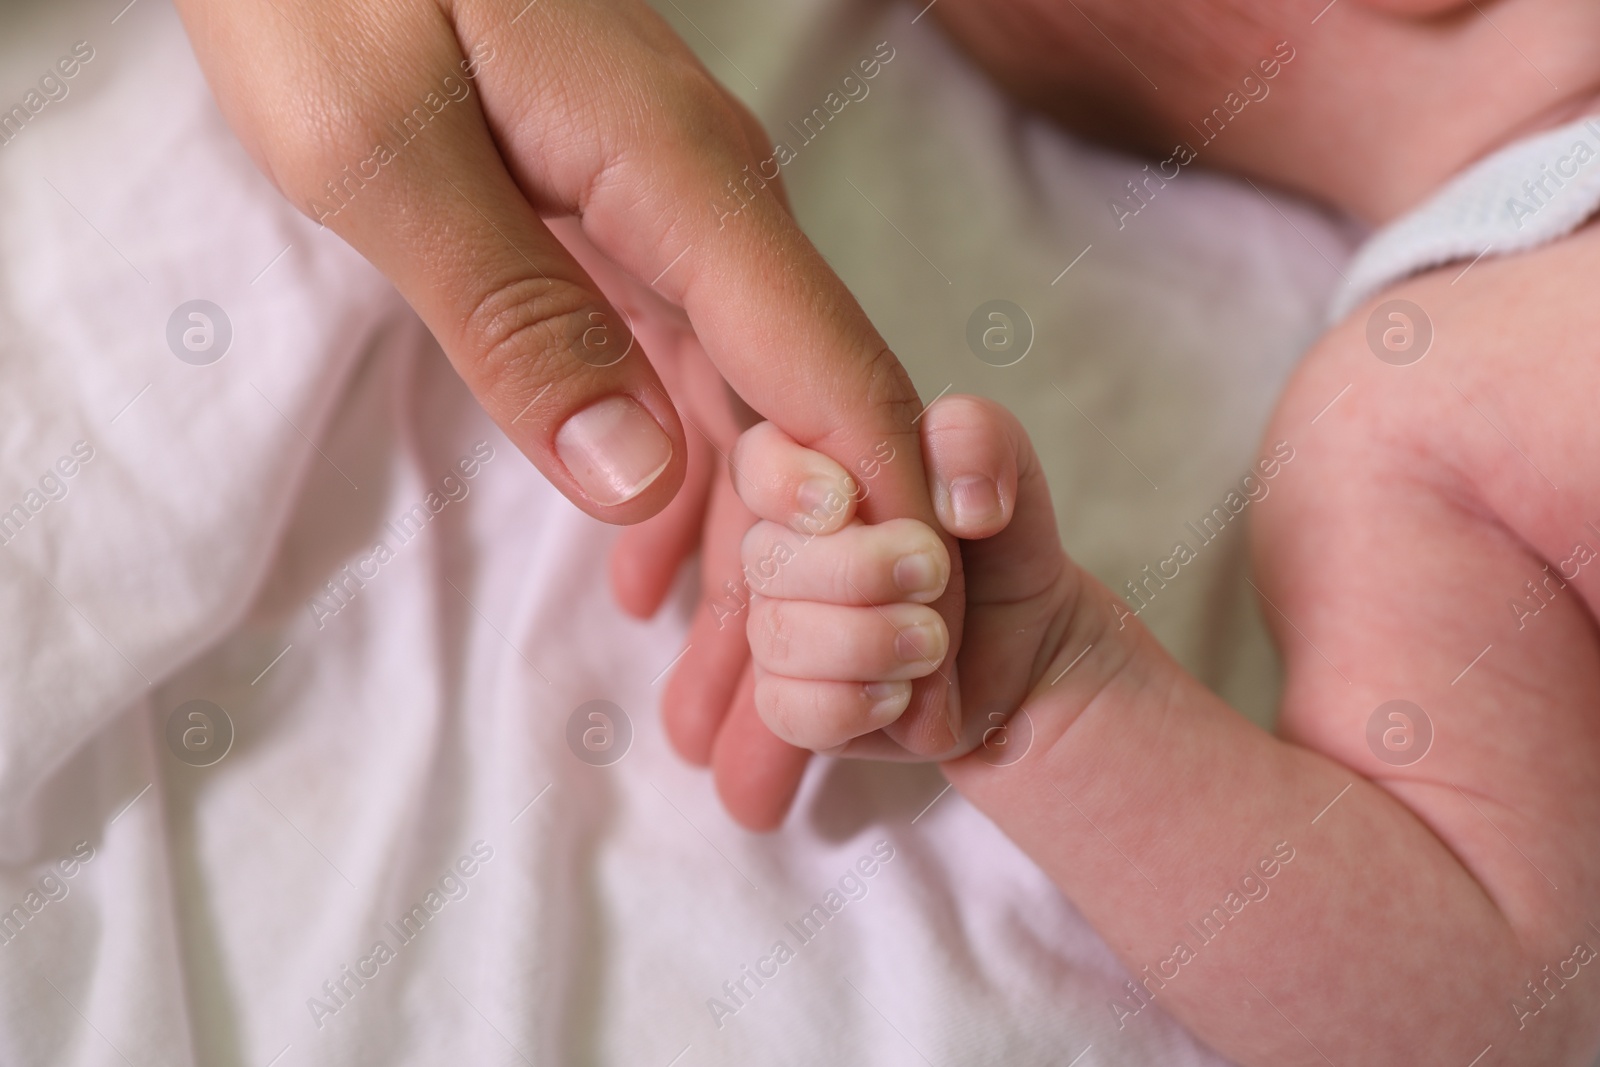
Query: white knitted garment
1330,113,1600,322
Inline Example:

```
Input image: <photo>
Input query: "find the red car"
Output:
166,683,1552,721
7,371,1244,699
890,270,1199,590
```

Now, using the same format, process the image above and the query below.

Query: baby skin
708,0,1600,1061
730,215,1600,1067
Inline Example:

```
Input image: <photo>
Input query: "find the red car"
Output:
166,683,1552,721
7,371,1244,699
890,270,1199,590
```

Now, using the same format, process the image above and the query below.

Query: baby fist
731,421,953,751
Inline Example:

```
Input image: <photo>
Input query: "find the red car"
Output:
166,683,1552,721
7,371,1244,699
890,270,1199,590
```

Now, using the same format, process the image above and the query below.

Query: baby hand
731,395,1076,757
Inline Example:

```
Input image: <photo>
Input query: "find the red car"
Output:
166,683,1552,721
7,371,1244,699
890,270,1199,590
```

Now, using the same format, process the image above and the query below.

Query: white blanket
0,0,1351,1063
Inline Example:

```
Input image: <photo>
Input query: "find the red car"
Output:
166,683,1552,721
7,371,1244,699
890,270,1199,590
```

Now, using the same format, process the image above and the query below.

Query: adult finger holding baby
170,0,967,827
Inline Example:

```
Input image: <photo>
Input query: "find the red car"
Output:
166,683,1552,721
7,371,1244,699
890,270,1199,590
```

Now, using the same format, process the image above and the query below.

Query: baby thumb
920,395,1066,606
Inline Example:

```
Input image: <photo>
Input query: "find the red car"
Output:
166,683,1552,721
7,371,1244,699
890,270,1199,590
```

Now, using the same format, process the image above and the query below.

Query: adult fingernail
894,620,946,665
556,395,672,506
893,551,944,601
949,475,1001,529
864,681,911,728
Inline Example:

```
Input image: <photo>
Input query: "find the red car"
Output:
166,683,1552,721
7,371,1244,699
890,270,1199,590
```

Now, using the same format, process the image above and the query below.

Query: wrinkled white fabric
0,0,1349,1064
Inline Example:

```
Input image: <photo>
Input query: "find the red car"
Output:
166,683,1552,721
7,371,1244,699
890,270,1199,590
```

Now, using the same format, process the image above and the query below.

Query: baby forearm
945,576,1599,1066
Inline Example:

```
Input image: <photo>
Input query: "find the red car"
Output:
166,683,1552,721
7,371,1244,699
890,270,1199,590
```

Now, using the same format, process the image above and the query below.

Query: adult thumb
178,0,689,523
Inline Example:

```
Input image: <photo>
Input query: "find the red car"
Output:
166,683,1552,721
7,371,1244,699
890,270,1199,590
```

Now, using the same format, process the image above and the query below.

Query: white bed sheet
0,0,1354,1063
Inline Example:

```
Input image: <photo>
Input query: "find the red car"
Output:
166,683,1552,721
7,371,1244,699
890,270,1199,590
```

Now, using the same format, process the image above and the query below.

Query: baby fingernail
893,551,944,600
895,621,946,665
864,681,911,728
797,477,843,527
949,475,1001,529
556,395,672,506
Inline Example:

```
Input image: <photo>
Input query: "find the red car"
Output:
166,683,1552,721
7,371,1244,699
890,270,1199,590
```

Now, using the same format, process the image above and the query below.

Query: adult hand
557,219,829,830
174,0,966,826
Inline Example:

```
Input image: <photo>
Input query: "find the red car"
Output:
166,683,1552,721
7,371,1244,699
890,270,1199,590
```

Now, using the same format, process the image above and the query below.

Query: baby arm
731,384,1600,1065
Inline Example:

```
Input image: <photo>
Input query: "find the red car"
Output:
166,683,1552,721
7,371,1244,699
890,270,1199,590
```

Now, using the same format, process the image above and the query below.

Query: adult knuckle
661,71,749,153
463,277,595,394
860,345,924,430
258,104,367,209
260,70,417,211
608,66,754,178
